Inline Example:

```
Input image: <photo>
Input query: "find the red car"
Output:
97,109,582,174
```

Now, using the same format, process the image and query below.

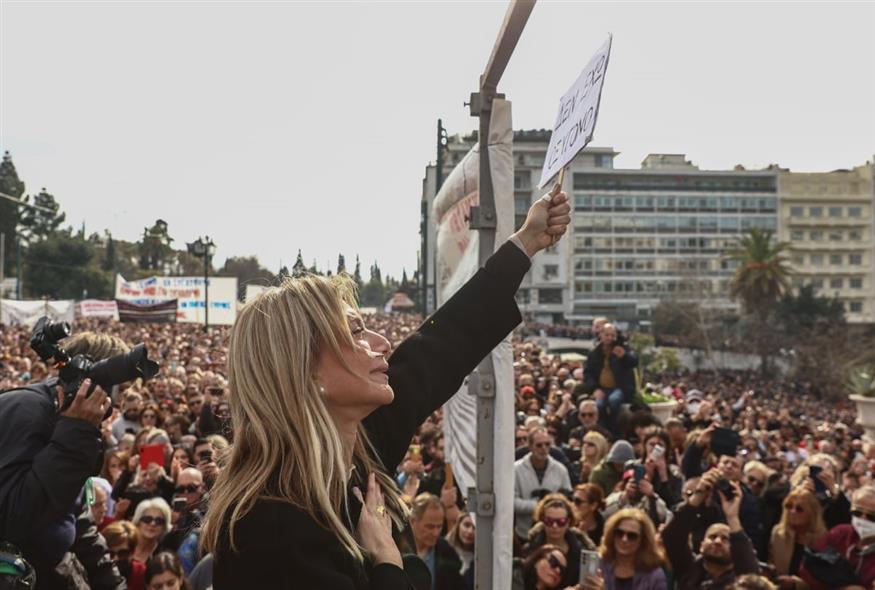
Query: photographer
662,470,760,590
0,331,130,589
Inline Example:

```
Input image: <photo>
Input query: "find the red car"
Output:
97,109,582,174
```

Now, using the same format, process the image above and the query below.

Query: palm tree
724,228,793,371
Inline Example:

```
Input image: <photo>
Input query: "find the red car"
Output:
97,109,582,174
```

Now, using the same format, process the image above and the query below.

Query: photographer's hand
59,379,110,428
718,480,743,532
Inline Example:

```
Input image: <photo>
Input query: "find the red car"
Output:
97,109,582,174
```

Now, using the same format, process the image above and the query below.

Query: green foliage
848,367,875,399
138,219,174,271
649,347,682,374
776,284,845,337
218,255,274,300
23,230,112,299
725,228,792,317
642,391,674,404
0,151,25,275
102,234,116,272
18,188,66,245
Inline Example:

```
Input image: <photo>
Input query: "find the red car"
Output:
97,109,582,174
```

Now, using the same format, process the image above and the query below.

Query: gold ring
375,505,386,516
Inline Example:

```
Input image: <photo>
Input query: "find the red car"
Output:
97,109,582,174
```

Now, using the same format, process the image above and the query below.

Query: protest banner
538,35,613,188
115,275,238,325
117,299,178,323
76,299,120,320
0,299,74,327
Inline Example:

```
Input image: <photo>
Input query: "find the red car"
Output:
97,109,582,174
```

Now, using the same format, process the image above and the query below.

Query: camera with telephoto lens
29,316,159,418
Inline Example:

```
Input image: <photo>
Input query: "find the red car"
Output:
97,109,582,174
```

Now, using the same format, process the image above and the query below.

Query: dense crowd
1,313,873,590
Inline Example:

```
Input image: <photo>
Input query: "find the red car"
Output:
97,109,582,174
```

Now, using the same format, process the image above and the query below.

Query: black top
213,241,530,589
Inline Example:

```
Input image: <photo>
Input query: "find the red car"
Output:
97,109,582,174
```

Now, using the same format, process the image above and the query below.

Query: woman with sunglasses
769,489,826,590
579,431,609,485
527,494,597,587
512,544,574,590
103,520,147,590
573,484,606,546
132,498,173,565
586,508,667,590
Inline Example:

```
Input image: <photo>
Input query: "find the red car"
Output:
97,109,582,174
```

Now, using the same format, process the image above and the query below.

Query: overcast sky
2,1,873,278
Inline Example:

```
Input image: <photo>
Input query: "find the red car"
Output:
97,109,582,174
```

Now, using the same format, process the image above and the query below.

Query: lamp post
187,236,216,332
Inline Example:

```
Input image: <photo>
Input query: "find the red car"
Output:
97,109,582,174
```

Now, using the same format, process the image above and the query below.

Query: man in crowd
111,391,143,441
0,332,128,589
568,399,613,442
662,469,760,590
513,428,572,538
582,323,638,429
407,493,465,590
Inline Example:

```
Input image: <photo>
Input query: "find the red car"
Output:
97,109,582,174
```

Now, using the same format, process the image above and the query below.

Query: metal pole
204,251,210,333
16,236,21,299
1,232,5,323
467,3,535,588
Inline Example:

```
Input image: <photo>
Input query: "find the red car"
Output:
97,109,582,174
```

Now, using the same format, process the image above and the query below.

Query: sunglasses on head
615,529,641,542
852,509,875,523
175,484,200,494
543,516,569,528
139,516,166,526
546,554,566,575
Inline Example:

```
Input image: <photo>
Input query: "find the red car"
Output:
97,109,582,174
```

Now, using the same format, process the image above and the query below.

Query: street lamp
187,236,216,332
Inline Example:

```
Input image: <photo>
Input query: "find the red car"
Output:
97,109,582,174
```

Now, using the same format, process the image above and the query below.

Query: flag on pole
432,98,515,589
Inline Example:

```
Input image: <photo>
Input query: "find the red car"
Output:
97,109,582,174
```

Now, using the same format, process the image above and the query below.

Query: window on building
829,207,842,217
830,278,843,289
791,254,804,266
810,231,824,241
516,289,530,304
538,288,563,304
790,230,804,241
514,172,531,190
849,207,862,217
850,302,863,313
851,278,863,289
809,207,822,217
830,254,842,265
810,254,824,266
810,279,824,289
850,254,863,265
850,230,863,241
829,231,843,241
542,264,559,281
790,206,804,217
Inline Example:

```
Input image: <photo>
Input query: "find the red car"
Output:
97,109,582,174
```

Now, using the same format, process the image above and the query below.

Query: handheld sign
538,35,613,189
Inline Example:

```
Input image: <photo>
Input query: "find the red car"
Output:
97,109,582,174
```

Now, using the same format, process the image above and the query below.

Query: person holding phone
511,544,576,590
604,467,670,527
578,508,667,590
525,493,597,588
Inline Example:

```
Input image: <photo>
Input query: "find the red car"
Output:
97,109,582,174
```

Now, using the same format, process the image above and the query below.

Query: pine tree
102,233,117,272
292,249,306,277
0,151,25,276
18,188,66,244
353,255,363,288
337,253,346,275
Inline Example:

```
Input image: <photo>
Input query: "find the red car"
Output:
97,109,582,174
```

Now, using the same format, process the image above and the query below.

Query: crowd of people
1,310,873,590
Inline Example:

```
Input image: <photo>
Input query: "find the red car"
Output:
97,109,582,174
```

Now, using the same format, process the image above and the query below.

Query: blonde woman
769,489,826,590
580,431,609,484
202,192,571,588
589,508,668,590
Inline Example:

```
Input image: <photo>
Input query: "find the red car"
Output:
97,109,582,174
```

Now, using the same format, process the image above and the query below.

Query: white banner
433,98,515,590
244,284,268,303
114,275,238,325
538,34,613,188
0,299,75,328
76,299,120,320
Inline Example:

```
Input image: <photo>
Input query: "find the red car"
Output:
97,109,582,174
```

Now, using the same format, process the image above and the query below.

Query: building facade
778,164,875,323
421,129,874,326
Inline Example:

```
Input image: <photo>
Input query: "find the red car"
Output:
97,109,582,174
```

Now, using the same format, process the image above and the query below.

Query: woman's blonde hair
533,492,577,528
201,274,406,562
583,430,609,463
599,508,665,572
775,488,826,545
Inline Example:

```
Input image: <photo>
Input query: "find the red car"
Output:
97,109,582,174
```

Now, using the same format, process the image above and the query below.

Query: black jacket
0,383,101,556
582,342,638,399
213,241,530,589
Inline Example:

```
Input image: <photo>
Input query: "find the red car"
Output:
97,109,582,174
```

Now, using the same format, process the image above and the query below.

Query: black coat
213,241,530,589
582,343,638,400
0,382,113,582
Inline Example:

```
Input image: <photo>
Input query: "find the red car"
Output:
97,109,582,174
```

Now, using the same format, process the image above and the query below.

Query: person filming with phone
661,469,760,590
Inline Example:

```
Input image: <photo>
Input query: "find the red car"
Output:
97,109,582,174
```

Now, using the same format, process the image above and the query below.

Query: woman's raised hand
513,187,572,256
353,473,402,568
